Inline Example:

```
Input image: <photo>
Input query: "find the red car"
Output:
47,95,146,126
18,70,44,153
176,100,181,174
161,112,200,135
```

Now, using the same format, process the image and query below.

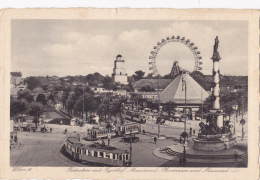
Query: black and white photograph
9,19,249,168
1,8,259,180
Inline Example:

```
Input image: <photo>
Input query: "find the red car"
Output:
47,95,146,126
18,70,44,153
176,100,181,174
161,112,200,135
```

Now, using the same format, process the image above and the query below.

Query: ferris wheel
148,36,203,76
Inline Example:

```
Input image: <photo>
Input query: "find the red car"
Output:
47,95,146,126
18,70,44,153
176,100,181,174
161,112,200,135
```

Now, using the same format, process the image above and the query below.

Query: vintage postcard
0,9,259,179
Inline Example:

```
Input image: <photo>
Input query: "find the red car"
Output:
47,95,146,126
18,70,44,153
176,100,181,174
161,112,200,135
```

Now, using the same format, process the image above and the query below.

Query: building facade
112,54,128,85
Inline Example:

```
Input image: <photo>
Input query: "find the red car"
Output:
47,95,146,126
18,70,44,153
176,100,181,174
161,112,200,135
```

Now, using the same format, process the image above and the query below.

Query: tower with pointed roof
112,54,128,85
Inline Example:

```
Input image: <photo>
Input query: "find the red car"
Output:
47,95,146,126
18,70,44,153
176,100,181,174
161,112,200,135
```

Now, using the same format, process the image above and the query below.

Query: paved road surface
10,113,248,167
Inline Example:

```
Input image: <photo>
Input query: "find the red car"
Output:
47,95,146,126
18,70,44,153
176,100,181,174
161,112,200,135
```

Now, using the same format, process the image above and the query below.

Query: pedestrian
193,129,195,135
102,139,105,147
234,151,238,161
180,137,182,144
50,128,52,133
143,129,146,135
179,157,182,165
107,134,111,146
189,131,192,137
154,136,157,144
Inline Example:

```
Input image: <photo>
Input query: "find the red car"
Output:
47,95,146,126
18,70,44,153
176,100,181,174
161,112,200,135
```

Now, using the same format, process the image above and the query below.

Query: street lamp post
232,105,238,134
130,129,133,165
182,77,187,165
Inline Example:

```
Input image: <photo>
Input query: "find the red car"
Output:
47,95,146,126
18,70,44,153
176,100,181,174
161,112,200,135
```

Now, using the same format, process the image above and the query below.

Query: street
10,112,247,167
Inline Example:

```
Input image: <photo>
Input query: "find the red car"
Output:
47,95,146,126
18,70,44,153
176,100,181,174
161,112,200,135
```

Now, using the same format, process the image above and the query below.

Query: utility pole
108,93,111,123
201,87,203,121
82,84,85,121
158,80,161,137
130,129,133,165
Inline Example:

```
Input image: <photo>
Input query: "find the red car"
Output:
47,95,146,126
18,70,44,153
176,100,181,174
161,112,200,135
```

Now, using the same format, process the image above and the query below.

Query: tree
10,99,28,118
163,101,175,118
102,76,114,90
190,71,212,91
132,70,145,81
222,100,237,120
41,84,49,92
29,102,44,128
97,103,108,124
146,73,154,79
140,85,155,92
36,94,47,105
110,95,125,124
17,89,34,103
24,77,42,90
163,74,173,79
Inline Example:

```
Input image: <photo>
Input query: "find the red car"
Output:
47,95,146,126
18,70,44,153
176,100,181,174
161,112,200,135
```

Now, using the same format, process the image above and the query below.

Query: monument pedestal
193,133,236,151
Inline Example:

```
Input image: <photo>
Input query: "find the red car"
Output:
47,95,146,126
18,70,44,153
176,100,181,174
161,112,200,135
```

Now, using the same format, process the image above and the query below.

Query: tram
125,111,147,123
62,134,132,167
86,122,140,140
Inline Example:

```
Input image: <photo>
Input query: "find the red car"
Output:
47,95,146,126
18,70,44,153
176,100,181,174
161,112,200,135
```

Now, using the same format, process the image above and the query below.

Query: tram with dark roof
125,111,147,123
62,135,132,167
86,122,140,140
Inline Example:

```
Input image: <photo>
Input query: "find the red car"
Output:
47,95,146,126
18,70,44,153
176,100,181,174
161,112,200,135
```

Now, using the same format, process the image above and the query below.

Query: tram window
126,154,129,161
87,150,91,156
100,152,103,158
107,153,110,159
113,154,116,160
119,154,122,160
94,151,97,157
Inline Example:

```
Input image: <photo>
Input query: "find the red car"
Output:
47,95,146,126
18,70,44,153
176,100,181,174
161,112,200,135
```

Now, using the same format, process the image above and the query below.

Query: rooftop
11,72,22,77
133,79,173,90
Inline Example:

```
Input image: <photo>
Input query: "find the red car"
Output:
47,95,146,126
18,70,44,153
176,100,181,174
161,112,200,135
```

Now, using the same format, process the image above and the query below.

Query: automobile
15,123,37,132
26,124,37,132
41,126,52,133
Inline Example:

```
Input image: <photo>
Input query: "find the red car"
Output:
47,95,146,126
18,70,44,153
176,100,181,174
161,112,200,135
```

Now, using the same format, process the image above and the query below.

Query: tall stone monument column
210,36,223,127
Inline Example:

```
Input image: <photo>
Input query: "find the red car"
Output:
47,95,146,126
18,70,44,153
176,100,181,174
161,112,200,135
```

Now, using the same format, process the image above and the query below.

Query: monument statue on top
212,36,221,60
214,36,219,53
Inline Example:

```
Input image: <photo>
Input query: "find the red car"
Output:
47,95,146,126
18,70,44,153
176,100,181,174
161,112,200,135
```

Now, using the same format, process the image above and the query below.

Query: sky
11,20,248,78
